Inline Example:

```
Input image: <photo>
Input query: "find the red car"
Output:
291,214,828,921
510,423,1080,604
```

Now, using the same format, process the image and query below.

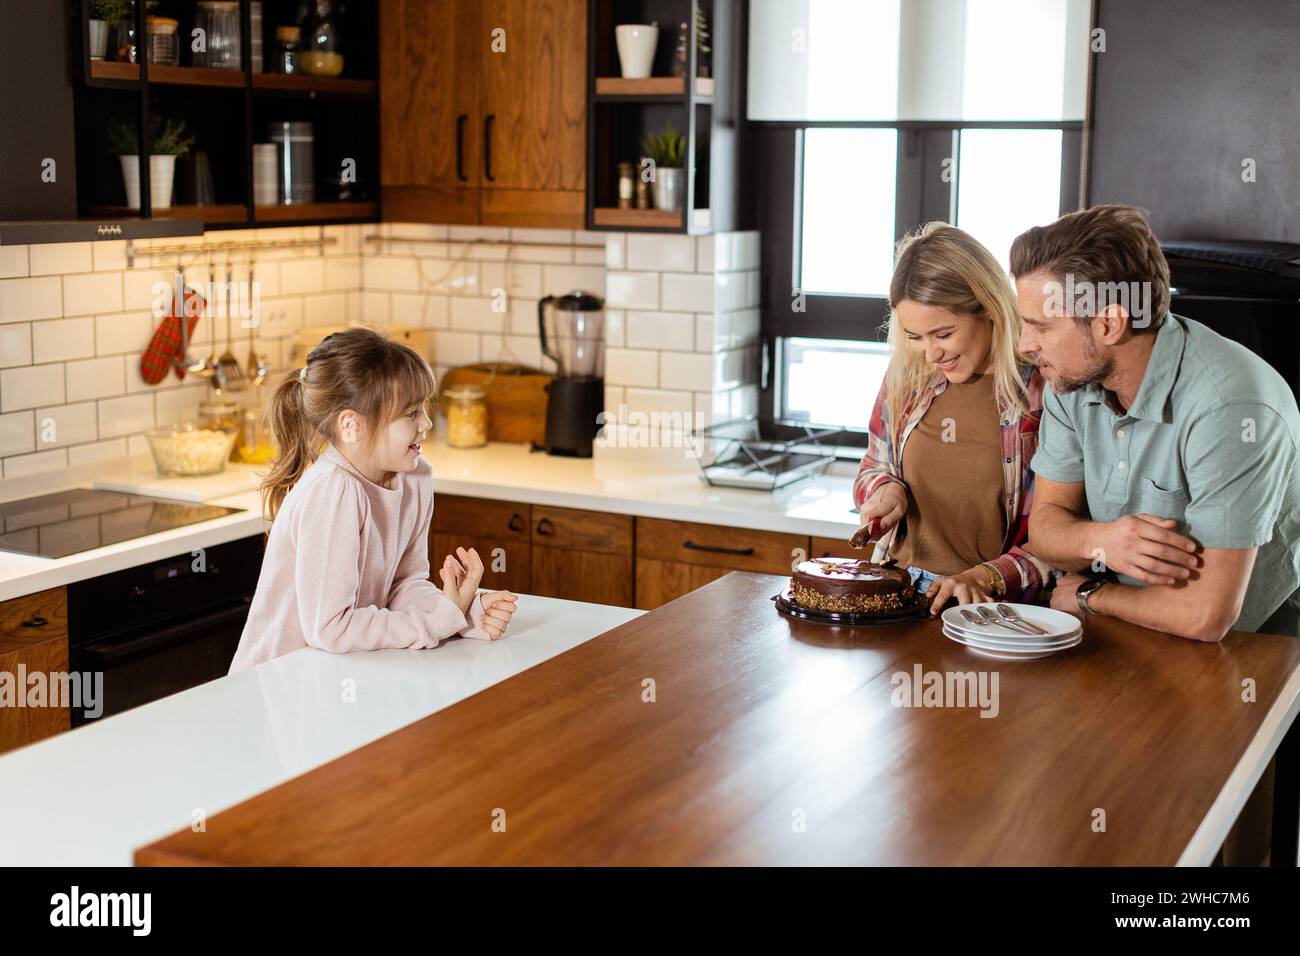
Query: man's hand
1050,572,1089,619
852,482,908,548
1089,514,1200,585
439,546,485,615
925,568,992,616
478,590,518,640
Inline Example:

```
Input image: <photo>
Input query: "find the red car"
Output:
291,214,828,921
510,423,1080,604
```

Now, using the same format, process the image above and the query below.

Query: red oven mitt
139,289,205,385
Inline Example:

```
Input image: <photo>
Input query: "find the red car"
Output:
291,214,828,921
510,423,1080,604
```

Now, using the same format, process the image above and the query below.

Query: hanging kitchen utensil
217,259,246,391
246,261,268,385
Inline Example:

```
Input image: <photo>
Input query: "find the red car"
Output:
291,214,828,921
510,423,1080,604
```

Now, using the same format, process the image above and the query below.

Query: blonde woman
854,222,1053,615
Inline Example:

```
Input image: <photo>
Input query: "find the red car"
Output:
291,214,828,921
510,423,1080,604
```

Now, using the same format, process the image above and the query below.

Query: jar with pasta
444,384,488,449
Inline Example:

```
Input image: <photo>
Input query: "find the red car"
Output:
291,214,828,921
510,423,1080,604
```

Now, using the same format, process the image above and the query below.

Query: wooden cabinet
430,496,833,612
431,494,532,594
0,587,70,755
381,0,587,228
634,518,810,611
530,505,633,607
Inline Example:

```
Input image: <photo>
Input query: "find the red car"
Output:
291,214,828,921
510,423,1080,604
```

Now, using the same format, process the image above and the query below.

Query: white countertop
0,440,859,601
0,593,641,866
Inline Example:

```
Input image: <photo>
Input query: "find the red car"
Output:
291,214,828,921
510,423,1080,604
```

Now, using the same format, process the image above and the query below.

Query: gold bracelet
978,562,1005,598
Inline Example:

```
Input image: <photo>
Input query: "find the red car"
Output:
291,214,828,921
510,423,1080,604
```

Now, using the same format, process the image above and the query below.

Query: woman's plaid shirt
853,364,1053,602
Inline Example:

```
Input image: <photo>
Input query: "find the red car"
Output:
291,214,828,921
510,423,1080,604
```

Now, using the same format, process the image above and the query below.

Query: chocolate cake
789,558,917,614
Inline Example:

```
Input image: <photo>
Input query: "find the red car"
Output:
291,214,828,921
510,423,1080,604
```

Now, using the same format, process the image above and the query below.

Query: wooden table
135,572,1300,866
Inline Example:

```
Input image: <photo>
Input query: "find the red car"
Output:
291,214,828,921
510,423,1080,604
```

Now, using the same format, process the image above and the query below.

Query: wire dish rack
696,417,848,491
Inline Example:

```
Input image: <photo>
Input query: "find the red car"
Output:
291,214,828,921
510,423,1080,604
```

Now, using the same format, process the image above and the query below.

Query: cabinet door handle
683,541,755,557
536,517,555,536
507,513,524,533
483,114,496,182
21,616,49,628
455,114,468,182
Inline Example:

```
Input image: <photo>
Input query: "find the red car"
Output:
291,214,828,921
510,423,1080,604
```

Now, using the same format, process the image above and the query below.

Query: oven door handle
77,601,250,665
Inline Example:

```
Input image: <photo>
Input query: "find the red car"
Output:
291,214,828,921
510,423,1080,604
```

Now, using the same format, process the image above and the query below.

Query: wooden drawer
531,505,633,556
0,587,70,755
636,518,808,574
0,586,68,646
432,494,530,543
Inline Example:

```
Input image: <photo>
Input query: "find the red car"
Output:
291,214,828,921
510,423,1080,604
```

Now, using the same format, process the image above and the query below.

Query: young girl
228,327,517,673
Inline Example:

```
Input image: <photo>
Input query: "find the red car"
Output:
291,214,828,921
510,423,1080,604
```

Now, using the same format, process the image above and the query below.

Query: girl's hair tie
298,366,309,383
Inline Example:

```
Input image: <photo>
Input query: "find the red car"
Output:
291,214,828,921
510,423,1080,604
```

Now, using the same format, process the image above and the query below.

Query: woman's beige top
890,371,1007,576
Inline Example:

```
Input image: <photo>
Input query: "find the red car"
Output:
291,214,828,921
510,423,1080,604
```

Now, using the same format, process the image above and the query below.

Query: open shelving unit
74,0,379,230
586,0,745,235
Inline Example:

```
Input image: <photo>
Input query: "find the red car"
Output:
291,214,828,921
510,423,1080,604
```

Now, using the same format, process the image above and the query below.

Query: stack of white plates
939,604,1082,660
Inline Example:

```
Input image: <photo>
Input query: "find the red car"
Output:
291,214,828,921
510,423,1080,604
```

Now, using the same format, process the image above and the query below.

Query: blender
538,290,605,457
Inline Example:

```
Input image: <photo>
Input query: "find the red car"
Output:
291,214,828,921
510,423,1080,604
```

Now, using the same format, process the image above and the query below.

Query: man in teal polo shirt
1011,204,1300,640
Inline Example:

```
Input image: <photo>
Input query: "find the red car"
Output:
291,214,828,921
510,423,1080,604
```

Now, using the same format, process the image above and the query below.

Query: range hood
0,218,205,246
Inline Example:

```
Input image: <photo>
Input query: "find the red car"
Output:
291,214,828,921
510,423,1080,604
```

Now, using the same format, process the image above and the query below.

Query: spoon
975,605,1037,635
996,603,1049,635
246,262,268,385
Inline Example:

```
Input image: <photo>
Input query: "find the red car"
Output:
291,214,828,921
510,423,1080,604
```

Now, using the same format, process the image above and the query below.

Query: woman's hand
852,482,908,548
478,590,519,640
925,567,993,616
439,546,485,615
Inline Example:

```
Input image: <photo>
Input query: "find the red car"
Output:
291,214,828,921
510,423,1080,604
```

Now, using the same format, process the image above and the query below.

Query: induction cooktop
0,488,245,559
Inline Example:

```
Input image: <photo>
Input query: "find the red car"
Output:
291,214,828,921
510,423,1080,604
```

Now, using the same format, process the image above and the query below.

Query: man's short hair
1009,204,1170,332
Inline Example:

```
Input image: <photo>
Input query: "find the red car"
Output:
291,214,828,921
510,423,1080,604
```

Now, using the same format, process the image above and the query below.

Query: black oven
1164,240,1300,401
67,535,264,726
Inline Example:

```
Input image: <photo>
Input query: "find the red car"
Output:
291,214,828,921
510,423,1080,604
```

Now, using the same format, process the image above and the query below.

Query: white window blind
748,0,1092,122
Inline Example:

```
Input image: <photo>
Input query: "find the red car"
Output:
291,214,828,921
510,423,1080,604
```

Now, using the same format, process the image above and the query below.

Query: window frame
751,119,1085,421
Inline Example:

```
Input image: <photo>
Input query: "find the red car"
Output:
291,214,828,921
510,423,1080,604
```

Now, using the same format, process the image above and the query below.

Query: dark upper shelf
87,61,376,97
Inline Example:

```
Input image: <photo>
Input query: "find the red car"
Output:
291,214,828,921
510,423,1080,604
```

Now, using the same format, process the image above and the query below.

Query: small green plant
641,127,685,168
89,0,130,24
107,117,196,157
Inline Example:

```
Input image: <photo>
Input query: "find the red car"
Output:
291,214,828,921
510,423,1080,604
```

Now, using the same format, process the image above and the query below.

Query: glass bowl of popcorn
146,423,240,477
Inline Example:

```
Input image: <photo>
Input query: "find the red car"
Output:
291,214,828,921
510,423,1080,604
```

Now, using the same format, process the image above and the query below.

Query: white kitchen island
0,593,640,866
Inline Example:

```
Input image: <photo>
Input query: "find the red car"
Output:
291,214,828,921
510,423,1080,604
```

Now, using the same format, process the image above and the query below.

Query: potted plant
88,0,129,61
108,117,195,211
641,126,686,212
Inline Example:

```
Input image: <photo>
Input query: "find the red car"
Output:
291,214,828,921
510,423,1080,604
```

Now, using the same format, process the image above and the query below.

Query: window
781,338,892,429
749,0,1092,428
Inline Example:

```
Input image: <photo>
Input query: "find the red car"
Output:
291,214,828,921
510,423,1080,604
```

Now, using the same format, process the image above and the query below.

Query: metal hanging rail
125,235,338,267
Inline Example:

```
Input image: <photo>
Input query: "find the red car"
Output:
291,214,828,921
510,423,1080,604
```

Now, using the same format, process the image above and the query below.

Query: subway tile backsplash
0,224,760,483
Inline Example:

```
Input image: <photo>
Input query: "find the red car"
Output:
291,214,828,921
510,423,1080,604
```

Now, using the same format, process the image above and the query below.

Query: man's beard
1048,338,1112,394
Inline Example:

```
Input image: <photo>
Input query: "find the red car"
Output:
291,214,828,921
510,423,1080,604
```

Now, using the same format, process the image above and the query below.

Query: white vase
652,166,685,211
88,19,109,60
615,24,658,79
119,154,179,210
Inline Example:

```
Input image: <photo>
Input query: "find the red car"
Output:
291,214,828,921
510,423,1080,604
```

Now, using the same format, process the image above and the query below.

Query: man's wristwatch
1076,576,1107,616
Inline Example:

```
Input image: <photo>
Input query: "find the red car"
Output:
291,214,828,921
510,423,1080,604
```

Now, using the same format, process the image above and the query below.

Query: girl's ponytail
261,367,321,521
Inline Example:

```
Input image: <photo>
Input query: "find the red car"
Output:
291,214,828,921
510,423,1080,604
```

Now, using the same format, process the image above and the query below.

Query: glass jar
146,16,179,67
444,385,488,449
275,25,301,74
236,409,275,464
198,397,242,461
301,0,344,77
194,0,241,70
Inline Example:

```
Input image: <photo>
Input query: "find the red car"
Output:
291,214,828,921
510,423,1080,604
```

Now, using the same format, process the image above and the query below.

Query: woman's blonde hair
883,222,1029,428
261,326,436,520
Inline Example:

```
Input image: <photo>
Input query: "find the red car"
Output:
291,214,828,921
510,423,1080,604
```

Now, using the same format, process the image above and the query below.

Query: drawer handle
536,517,555,536
683,540,755,557
22,616,49,628
508,513,525,533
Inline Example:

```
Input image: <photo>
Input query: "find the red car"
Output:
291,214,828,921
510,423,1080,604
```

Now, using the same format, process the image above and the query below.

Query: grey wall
1088,0,1300,241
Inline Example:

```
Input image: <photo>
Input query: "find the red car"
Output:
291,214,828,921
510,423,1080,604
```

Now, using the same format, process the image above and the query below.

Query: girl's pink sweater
228,442,488,673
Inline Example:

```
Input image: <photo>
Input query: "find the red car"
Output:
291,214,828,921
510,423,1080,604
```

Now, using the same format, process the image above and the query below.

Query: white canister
615,24,658,79
252,143,279,204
